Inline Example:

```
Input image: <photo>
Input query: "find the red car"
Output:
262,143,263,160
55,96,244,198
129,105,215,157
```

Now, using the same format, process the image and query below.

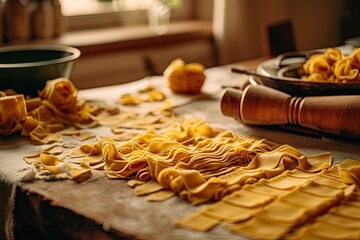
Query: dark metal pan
232,51,360,96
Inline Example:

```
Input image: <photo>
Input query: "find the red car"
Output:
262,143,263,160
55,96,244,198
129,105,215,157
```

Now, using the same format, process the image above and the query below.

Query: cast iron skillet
232,51,360,96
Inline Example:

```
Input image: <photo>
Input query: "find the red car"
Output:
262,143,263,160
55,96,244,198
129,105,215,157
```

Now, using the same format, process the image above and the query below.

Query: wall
71,39,216,89
289,0,346,51
67,21,216,89
213,0,347,64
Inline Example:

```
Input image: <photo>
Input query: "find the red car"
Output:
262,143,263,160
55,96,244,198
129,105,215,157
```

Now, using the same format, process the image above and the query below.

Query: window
61,0,153,17
60,0,211,31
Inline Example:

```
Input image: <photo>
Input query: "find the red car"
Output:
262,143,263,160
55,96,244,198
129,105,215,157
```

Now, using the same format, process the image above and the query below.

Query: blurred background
1,0,359,88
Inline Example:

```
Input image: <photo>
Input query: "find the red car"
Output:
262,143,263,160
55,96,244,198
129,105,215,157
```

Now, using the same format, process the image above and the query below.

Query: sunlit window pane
60,0,153,16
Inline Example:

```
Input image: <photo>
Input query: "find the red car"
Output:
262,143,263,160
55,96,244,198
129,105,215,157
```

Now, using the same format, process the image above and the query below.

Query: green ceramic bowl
0,44,81,97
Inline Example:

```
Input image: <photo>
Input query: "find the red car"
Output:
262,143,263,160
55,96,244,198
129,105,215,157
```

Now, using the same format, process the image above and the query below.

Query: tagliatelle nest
164,58,206,93
38,77,78,111
0,78,99,140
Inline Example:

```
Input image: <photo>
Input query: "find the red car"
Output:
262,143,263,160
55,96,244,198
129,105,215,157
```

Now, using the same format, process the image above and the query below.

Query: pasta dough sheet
176,160,360,240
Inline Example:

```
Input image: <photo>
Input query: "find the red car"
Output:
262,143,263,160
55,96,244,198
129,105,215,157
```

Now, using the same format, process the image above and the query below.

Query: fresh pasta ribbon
0,94,27,135
40,152,67,175
155,145,331,205
29,125,64,144
176,160,360,240
119,86,166,105
288,189,360,240
338,159,360,191
24,151,91,181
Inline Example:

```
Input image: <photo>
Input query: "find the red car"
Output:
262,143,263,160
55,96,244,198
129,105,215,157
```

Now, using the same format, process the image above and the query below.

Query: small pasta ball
164,58,206,94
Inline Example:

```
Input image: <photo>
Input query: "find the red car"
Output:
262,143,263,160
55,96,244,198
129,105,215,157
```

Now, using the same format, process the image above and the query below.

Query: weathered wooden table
1,58,359,240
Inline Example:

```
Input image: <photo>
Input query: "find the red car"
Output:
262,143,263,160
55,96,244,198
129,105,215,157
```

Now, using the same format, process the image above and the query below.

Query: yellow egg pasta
1,78,107,142
119,85,166,105
176,160,360,240
302,48,360,83
67,116,333,206
164,58,206,93
0,94,27,136
22,147,91,181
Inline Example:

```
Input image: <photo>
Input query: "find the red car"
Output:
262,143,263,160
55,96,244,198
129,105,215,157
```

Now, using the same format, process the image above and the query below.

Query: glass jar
3,0,31,42
51,0,66,37
30,0,54,39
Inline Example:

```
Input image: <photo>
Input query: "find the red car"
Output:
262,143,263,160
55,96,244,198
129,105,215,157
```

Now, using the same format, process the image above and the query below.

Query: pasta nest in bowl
301,48,360,83
164,58,206,94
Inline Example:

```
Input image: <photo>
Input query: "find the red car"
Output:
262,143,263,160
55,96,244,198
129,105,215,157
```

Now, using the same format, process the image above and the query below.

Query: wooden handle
221,85,292,125
220,85,360,138
296,95,360,137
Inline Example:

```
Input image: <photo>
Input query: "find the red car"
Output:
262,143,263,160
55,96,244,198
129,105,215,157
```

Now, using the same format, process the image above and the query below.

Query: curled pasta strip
303,54,332,79
349,48,360,69
334,58,359,82
324,48,342,65
0,94,27,135
338,159,360,191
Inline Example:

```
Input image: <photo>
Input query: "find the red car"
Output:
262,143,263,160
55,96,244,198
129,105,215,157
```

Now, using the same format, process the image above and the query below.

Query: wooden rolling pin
220,84,360,138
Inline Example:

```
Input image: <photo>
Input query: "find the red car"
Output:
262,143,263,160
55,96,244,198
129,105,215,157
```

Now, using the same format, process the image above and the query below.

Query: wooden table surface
1,57,360,240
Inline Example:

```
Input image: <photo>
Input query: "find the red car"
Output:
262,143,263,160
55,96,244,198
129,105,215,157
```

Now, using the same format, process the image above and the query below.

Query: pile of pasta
66,117,332,205
22,108,183,182
20,80,184,180
0,78,104,142
302,48,360,83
